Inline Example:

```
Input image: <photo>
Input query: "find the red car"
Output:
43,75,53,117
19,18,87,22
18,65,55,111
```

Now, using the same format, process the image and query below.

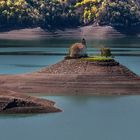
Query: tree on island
67,38,88,59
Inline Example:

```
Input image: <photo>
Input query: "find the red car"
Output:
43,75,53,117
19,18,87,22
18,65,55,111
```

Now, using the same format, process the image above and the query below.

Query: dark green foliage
96,0,140,27
74,0,140,28
0,0,37,28
0,0,140,30
0,0,80,29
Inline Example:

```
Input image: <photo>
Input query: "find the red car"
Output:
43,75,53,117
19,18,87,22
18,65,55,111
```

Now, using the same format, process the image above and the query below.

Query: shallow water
0,35,140,140
1,96,140,140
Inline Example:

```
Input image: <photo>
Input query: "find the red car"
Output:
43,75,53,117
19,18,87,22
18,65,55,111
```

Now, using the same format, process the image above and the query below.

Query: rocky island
0,58,139,95
0,40,139,95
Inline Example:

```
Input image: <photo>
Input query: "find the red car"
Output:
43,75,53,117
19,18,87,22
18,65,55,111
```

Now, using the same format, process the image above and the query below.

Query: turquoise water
0,96,140,140
0,36,140,140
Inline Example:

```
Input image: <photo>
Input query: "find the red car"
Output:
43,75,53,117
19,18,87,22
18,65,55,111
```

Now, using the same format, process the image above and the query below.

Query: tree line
0,0,140,29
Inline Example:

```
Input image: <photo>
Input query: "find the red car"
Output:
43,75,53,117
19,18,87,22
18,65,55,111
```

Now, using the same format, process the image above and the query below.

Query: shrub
100,47,112,57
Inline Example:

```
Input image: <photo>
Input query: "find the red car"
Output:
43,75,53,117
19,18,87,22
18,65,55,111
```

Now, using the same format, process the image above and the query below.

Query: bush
100,47,112,57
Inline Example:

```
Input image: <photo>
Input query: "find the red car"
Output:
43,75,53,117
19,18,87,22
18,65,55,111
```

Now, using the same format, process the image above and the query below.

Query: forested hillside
0,0,140,30
0,0,79,29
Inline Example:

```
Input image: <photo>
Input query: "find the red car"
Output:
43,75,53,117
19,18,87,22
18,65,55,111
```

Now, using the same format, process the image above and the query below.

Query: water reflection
59,95,122,104
0,114,40,119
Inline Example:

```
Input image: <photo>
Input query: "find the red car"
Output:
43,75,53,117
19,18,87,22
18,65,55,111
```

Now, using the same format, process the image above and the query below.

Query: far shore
0,26,127,40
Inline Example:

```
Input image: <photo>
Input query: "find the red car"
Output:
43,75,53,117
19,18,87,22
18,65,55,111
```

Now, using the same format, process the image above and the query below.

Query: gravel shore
0,59,139,95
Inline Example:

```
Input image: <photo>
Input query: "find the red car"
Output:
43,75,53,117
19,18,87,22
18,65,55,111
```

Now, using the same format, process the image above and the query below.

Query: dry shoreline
0,59,139,95
0,26,126,40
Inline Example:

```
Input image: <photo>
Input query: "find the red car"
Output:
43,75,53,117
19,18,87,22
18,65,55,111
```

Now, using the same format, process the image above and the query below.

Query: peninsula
0,57,139,95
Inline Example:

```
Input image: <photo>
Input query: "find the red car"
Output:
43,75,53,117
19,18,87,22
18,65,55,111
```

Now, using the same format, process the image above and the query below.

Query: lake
0,35,140,140
1,96,140,140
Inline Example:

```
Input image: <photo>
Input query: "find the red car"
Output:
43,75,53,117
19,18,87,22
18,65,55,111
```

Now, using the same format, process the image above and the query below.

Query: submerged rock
0,90,61,114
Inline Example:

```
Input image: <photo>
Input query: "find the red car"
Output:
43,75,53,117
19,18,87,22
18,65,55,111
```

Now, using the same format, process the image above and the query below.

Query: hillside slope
0,0,140,30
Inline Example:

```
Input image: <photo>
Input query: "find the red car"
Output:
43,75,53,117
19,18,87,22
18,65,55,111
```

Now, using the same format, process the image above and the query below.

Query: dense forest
0,0,140,29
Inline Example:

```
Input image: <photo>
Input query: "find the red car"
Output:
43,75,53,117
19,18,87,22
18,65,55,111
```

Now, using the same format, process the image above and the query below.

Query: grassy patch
82,56,113,62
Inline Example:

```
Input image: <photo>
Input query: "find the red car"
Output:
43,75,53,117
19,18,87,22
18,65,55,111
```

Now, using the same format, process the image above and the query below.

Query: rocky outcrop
0,90,61,114
0,59,140,95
